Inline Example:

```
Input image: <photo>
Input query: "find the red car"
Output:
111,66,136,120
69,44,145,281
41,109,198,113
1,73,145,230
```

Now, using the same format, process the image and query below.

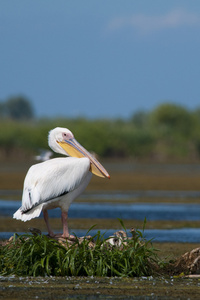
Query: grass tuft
0,222,161,277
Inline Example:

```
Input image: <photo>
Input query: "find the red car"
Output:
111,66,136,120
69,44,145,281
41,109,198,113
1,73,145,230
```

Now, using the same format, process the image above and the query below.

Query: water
2,228,200,243
1,199,200,221
1,194,200,242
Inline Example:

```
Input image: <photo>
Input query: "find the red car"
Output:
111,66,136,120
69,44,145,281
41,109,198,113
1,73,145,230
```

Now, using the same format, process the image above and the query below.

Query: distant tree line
1,96,200,162
0,96,34,120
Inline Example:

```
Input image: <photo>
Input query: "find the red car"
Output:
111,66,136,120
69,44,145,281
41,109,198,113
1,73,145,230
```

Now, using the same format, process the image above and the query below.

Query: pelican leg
61,211,69,238
43,209,54,237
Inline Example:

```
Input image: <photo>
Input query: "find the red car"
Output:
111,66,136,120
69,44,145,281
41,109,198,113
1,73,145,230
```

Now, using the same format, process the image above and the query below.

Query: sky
1,0,200,119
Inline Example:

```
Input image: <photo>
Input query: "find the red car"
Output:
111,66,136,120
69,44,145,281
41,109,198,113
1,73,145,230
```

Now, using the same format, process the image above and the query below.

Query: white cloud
107,9,200,34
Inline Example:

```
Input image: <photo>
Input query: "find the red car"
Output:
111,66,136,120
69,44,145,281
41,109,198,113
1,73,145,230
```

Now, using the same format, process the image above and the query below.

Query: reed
0,223,160,277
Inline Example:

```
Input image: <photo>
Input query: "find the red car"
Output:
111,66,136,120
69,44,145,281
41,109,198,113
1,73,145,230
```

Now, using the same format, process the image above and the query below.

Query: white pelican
13,127,110,238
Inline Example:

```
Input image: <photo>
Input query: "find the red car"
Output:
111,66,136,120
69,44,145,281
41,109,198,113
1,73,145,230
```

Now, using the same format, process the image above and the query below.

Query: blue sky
1,1,200,119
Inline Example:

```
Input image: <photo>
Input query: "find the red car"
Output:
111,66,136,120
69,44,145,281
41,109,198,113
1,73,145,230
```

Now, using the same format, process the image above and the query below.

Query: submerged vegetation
1,102,200,162
0,224,160,277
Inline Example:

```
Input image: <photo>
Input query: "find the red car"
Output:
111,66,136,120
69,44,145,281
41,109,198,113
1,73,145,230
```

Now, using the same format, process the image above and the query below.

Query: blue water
1,199,200,221
2,228,200,243
1,194,200,242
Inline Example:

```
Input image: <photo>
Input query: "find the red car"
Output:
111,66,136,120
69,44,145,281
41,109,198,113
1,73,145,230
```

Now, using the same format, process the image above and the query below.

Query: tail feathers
13,204,43,222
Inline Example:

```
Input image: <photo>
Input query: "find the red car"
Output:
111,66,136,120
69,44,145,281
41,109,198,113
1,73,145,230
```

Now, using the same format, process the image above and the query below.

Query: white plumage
13,127,110,238
14,157,91,220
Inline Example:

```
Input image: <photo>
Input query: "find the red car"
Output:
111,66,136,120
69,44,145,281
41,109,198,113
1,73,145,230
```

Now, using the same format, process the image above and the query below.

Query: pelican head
48,127,110,179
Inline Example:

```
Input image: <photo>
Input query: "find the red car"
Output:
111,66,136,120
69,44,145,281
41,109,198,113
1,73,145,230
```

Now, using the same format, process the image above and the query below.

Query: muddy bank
2,162,200,191
1,275,200,299
1,216,200,232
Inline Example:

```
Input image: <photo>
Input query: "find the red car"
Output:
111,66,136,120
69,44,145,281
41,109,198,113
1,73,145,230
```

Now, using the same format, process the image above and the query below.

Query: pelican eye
62,132,73,140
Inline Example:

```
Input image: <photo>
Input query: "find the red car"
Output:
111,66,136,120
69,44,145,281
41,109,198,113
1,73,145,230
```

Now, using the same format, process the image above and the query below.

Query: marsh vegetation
1,102,200,163
0,221,161,278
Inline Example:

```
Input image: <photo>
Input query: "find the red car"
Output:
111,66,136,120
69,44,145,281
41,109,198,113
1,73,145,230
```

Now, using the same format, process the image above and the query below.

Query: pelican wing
20,157,90,213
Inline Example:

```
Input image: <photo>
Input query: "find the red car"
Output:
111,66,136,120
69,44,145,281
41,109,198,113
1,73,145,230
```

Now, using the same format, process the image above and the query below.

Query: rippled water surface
1,195,200,242
1,199,200,221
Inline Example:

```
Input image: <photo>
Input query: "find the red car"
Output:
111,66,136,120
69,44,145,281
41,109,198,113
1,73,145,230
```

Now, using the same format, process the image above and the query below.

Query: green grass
0,223,161,277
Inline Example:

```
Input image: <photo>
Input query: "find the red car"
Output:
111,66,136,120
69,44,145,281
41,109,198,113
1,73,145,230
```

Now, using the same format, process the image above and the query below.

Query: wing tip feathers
13,205,43,222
